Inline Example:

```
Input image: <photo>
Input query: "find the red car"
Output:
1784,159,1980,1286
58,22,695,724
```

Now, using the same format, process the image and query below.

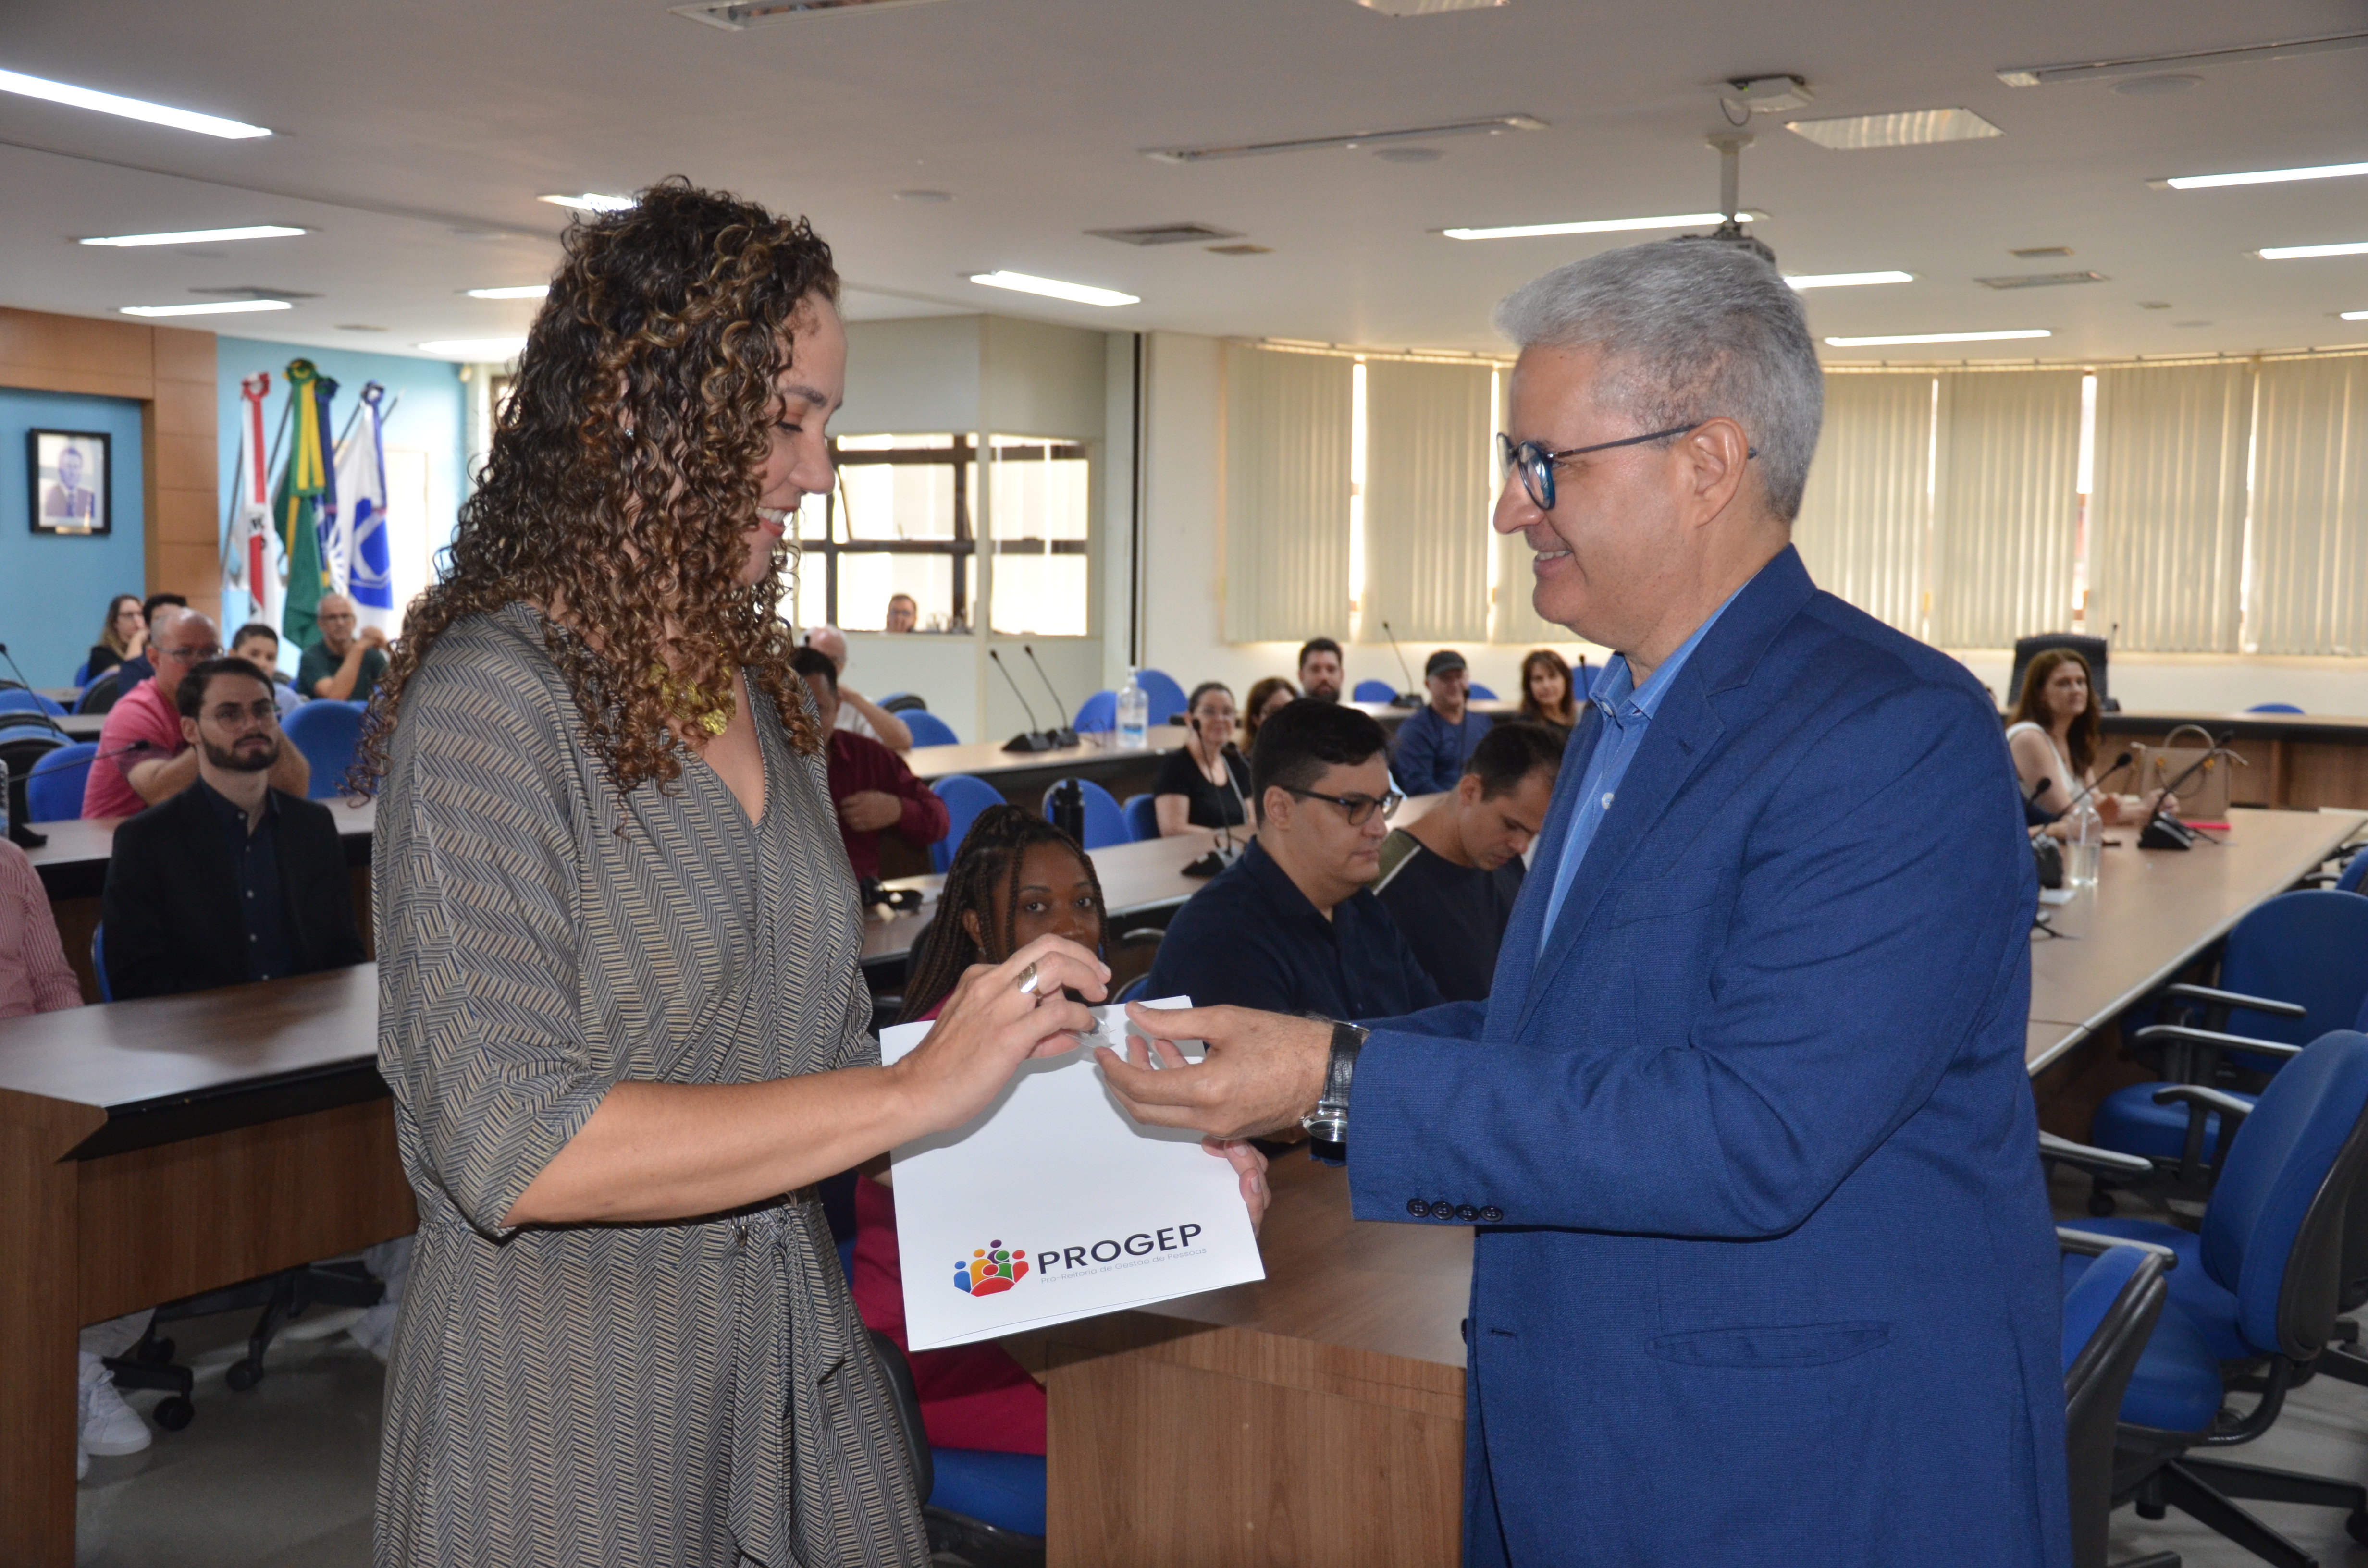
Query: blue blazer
1354,548,2068,1568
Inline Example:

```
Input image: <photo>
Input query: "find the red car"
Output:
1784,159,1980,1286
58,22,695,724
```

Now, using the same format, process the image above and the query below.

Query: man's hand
360,625,389,651
1096,1004,1332,1141
839,790,905,833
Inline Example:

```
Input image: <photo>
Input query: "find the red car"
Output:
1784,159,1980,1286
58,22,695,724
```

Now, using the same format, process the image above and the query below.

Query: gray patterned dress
371,604,929,1567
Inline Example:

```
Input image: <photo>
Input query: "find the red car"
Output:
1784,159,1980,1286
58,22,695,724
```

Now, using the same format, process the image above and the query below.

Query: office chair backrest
1121,792,1159,842
901,710,959,748
1468,683,1498,701
2199,1029,2368,1360
1135,669,1190,725
2338,848,2368,896
1073,690,1117,734
283,699,368,800
878,691,927,714
24,740,98,822
2246,702,2305,714
71,660,91,689
0,687,67,717
2060,1245,2168,1568
1352,679,1397,703
1041,778,1128,850
863,1327,933,1505
928,775,1007,874
74,668,121,714
1114,973,1151,1004
2219,891,2368,1046
2008,634,2110,713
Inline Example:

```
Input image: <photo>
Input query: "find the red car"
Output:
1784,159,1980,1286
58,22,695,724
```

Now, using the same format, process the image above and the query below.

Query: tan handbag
2131,723,2242,820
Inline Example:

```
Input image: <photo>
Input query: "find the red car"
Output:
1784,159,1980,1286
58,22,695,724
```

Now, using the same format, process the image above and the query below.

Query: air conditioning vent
1087,223,1244,247
2010,246,2074,259
1976,270,2109,289
670,0,953,29
1207,244,1273,256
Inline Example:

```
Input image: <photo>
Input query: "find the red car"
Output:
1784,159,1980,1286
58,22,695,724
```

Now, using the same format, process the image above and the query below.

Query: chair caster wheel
136,1337,175,1366
2088,1192,2118,1218
2136,1500,2167,1521
2347,1509,2368,1547
224,1360,262,1392
153,1396,194,1431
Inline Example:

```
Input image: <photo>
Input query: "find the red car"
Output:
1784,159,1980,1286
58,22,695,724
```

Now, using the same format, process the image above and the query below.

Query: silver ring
1015,962,1041,996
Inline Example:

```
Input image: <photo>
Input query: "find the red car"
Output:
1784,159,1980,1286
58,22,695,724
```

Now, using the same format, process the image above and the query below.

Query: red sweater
825,730,949,880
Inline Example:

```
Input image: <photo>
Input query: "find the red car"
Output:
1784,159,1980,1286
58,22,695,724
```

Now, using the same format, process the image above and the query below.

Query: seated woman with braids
850,805,1268,1452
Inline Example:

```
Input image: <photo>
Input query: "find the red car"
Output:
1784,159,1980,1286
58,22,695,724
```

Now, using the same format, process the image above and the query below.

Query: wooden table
0,965,414,1567
2102,710,2368,812
904,725,1187,806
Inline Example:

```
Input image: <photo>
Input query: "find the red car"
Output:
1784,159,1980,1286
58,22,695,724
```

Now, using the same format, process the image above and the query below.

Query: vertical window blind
1790,372,1935,636
1222,345,1353,643
1931,370,2084,649
1360,359,1494,642
2250,356,2368,657
2088,362,2253,653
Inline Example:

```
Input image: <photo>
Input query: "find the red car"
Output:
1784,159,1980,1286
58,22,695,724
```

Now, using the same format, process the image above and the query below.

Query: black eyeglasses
1285,786,1403,827
1496,424,1754,512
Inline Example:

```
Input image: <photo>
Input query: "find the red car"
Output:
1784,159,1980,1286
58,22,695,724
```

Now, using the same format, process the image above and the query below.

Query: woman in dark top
87,593,146,680
1242,675,1295,754
1519,647,1580,737
1153,680,1252,835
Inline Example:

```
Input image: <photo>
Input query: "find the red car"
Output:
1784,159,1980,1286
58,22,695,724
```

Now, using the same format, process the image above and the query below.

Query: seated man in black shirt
1144,699,1442,1019
101,657,366,1000
1373,722,1564,1001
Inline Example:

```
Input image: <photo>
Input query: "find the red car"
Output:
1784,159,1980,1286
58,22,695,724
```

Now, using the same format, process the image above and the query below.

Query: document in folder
881,998,1267,1352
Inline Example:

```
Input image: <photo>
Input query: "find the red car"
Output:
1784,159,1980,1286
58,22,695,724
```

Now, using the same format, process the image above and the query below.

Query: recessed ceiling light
1998,30,2368,87
119,299,291,317
0,66,271,139
893,189,952,203
966,270,1138,307
1784,270,1913,290
538,192,635,213
2112,74,2203,96
2011,246,2074,259
1208,243,1273,256
1786,108,2002,150
1976,271,2109,289
79,224,305,248
1443,211,1755,240
2341,310,2368,321
1823,329,2051,347
2259,240,2368,259
1147,113,1544,164
419,337,529,358
465,284,550,300
1357,0,1505,13
2160,159,2368,190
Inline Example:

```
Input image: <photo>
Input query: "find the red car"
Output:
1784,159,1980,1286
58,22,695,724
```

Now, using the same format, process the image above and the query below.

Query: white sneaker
76,1351,150,1457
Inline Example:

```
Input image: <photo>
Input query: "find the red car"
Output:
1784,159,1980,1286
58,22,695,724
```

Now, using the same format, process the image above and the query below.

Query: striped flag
333,381,395,633
273,360,338,650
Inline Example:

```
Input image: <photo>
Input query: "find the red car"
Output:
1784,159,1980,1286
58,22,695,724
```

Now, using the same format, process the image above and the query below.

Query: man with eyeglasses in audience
84,607,309,819
1144,699,1440,1020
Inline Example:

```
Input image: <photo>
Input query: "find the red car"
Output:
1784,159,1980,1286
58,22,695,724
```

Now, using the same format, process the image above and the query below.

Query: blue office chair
2058,1242,2175,1568
1135,669,1189,725
1073,690,1117,734
1041,778,1128,850
1353,679,1398,703
1468,683,1498,701
1122,792,1159,842
0,687,67,717
901,710,959,748
866,1328,1047,1555
2054,1030,2368,1564
2246,703,2305,714
91,925,112,1004
2344,854,2368,896
0,709,61,736
928,775,1008,874
283,699,367,800
879,691,927,714
25,740,98,821
70,659,91,689
75,668,122,714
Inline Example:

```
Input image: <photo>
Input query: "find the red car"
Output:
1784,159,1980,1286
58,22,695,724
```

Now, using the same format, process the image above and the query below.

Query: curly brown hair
355,178,839,796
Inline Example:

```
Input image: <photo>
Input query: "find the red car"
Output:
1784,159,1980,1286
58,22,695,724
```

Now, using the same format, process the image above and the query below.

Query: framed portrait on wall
27,429,111,536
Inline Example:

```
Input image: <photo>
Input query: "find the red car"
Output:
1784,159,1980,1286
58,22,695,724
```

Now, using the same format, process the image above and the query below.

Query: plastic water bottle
1116,669,1149,752
2066,797,2103,890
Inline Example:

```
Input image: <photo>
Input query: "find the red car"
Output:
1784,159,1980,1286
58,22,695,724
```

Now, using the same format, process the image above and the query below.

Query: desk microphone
2037,752,2134,827
1377,622,1421,708
0,642,72,741
2137,731,2232,851
1020,645,1080,747
987,650,1059,754
2022,776,2053,831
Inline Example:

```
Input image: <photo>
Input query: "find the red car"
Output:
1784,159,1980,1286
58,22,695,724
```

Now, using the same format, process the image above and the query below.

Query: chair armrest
2163,982,2309,1019
2151,1083,2256,1121
2058,1227,2179,1268
2039,1131,2155,1176
2131,1023,2303,1060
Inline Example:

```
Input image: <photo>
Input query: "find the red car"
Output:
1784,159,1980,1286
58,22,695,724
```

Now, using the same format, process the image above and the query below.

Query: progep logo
953,1240,1030,1296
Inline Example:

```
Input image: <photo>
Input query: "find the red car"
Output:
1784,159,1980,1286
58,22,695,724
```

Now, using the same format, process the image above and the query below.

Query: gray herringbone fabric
372,604,928,1567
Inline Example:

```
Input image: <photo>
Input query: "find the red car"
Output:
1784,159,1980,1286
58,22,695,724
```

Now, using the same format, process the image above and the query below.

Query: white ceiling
4,0,2366,364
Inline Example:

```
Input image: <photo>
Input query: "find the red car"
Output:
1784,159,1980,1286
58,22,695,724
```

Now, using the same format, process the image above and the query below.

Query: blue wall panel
0,387,148,688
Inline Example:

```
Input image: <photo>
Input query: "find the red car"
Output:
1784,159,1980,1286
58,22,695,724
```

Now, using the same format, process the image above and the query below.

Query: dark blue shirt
1142,837,1444,1021
1391,704,1494,796
193,777,295,983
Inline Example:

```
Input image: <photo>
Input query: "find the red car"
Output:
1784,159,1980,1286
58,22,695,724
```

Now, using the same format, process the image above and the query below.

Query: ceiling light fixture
2259,240,2368,259
0,66,271,138
2341,310,2368,321
1444,211,1755,241
1147,113,1544,164
419,337,529,359
966,270,1138,307
1977,270,2109,289
79,224,306,248
1356,0,1506,13
465,284,550,300
1784,270,1913,289
119,299,291,318
1785,108,2002,150
538,192,635,213
2159,160,2368,190
1998,30,2368,87
669,0,953,28
1824,329,2052,347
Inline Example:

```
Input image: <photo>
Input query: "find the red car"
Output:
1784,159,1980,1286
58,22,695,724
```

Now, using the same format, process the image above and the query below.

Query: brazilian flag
274,360,340,651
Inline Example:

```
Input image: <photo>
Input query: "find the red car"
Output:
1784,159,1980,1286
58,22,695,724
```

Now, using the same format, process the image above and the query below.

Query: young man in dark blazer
101,657,365,1000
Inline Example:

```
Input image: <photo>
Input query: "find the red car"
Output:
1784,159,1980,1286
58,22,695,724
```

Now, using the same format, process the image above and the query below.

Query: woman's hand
124,625,147,658
1206,1139,1270,1233
889,934,1107,1136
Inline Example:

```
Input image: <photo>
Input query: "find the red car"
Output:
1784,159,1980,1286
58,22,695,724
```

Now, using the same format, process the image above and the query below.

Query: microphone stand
2136,732,2233,851
1019,645,1080,747
2035,752,2134,829
987,650,1059,753
1378,622,1421,708
0,640,77,848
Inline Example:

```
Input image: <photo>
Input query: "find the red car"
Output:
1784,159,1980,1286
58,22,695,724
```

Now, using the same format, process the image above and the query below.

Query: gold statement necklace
654,661,737,737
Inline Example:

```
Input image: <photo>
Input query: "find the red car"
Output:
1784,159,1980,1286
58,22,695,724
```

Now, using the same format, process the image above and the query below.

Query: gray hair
1492,240,1823,522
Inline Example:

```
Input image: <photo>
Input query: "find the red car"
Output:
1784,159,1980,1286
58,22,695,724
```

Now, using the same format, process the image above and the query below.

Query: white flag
332,382,396,632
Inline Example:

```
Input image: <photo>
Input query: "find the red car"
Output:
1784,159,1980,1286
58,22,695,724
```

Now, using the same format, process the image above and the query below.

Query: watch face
1302,1111,1348,1144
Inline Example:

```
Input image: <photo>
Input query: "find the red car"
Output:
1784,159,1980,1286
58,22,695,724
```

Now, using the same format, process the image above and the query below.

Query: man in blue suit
1099,240,2066,1566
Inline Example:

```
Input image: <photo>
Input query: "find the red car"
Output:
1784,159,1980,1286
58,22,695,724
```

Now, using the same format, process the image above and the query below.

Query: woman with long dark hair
367,182,1107,1567
1242,674,1296,753
2004,647,2164,829
87,593,145,679
1517,647,1579,736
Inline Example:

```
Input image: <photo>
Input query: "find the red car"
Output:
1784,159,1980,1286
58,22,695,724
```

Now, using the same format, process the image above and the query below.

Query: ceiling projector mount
1673,132,1777,266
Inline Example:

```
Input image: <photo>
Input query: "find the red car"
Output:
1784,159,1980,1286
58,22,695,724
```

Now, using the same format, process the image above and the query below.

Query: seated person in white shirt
2004,649,2168,833
801,624,913,751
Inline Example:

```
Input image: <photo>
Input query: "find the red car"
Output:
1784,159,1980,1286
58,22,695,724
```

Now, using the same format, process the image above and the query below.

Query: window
987,437,1092,636
789,434,977,632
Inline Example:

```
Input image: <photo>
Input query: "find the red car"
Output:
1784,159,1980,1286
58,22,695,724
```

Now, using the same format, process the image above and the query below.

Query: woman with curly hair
367,181,1107,1567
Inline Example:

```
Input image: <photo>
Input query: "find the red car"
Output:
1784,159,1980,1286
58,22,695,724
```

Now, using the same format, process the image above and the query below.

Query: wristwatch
1301,1021,1368,1164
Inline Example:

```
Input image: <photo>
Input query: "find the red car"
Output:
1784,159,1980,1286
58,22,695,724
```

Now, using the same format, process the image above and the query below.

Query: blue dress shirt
1538,588,1745,943
1391,703,1495,796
